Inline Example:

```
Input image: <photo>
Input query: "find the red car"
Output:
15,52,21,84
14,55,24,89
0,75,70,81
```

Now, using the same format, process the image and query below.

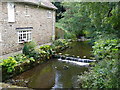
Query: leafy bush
78,59,118,88
77,37,119,88
0,57,17,73
23,41,36,56
92,38,118,60
40,45,53,55
64,31,76,39
14,54,28,63
0,54,36,73
52,39,68,47
40,45,51,52
14,54,35,63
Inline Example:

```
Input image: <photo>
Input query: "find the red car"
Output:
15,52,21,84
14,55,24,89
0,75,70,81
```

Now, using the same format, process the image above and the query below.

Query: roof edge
1,0,57,10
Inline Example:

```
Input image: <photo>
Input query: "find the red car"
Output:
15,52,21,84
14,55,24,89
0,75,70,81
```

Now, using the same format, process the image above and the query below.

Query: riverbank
4,41,92,88
0,82,33,89
1,39,93,89
0,39,69,88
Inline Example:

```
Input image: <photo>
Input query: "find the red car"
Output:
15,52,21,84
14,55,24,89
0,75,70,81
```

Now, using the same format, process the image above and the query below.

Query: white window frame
17,30,32,43
47,11,52,18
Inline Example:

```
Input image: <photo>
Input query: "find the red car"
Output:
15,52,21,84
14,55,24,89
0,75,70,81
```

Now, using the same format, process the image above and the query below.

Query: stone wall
0,2,55,55
0,2,2,56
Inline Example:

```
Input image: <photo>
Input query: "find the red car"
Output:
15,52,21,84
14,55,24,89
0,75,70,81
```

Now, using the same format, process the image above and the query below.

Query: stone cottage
0,0,57,56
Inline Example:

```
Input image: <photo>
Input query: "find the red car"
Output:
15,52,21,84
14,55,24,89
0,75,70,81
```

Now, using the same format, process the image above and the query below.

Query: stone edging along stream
2,43,69,82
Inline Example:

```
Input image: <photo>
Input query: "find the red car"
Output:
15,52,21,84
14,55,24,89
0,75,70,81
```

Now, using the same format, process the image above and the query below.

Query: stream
7,41,92,88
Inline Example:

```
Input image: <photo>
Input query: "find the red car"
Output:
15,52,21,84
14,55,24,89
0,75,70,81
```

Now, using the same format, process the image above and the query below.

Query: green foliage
58,2,120,38
14,54,35,63
52,2,66,22
1,53,36,73
22,41,44,60
64,30,76,39
59,2,120,88
52,39,68,47
78,37,119,88
40,45,53,55
14,54,28,63
28,48,46,60
93,37,118,60
1,57,17,73
55,24,76,39
78,59,118,88
40,45,51,51
58,2,91,37
23,41,36,56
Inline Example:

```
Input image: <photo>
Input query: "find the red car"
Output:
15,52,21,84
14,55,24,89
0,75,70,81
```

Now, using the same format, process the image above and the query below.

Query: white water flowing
58,59,89,66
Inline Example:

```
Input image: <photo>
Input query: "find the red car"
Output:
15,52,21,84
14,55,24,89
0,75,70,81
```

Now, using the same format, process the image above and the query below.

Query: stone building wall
1,2,55,55
0,2,3,56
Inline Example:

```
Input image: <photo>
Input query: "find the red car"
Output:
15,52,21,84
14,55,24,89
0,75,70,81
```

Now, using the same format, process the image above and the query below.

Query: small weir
56,54,96,66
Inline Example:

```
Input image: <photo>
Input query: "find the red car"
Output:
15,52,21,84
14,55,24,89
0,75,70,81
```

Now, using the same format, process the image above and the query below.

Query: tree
58,2,120,39
52,2,66,22
58,2,120,88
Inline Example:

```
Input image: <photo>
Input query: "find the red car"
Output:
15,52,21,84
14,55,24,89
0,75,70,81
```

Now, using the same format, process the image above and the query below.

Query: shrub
23,41,36,56
78,59,118,88
40,45,51,51
27,48,48,60
14,54,28,63
40,45,53,55
13,54,35,63
77,37,119,88
0,57,17,73
92,38,118,60
52,39,68,47
64,31,76,39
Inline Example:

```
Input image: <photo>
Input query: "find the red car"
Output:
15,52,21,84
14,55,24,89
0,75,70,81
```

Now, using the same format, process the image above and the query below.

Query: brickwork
0,2,55,55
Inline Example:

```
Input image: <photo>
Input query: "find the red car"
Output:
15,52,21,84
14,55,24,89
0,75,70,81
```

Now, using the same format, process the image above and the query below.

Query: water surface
9,41,92,88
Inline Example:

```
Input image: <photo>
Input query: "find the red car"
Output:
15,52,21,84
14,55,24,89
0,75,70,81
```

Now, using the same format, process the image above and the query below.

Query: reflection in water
52,61,88,88
9,41,92,88
61,41,92,58
52,71,62,88
28,63,55,88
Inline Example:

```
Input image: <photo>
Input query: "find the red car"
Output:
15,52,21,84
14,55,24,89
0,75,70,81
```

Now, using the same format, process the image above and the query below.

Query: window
25,5,29,16
18,30,32,43
7,2,15,22
47,11,52,18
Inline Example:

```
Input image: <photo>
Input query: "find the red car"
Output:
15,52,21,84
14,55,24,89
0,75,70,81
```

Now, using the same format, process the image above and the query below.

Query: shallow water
61,41,92,58
10,41,92,88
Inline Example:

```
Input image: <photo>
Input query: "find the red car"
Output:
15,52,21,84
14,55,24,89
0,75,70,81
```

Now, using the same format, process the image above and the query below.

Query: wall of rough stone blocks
1,2,55,55
0,2,2,56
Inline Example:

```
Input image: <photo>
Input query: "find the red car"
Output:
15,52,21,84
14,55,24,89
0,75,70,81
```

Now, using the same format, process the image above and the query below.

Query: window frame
17,30,32,43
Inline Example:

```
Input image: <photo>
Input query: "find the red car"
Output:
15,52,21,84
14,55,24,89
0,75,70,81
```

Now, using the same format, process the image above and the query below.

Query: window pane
23,34,26,38
18,30,31,43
